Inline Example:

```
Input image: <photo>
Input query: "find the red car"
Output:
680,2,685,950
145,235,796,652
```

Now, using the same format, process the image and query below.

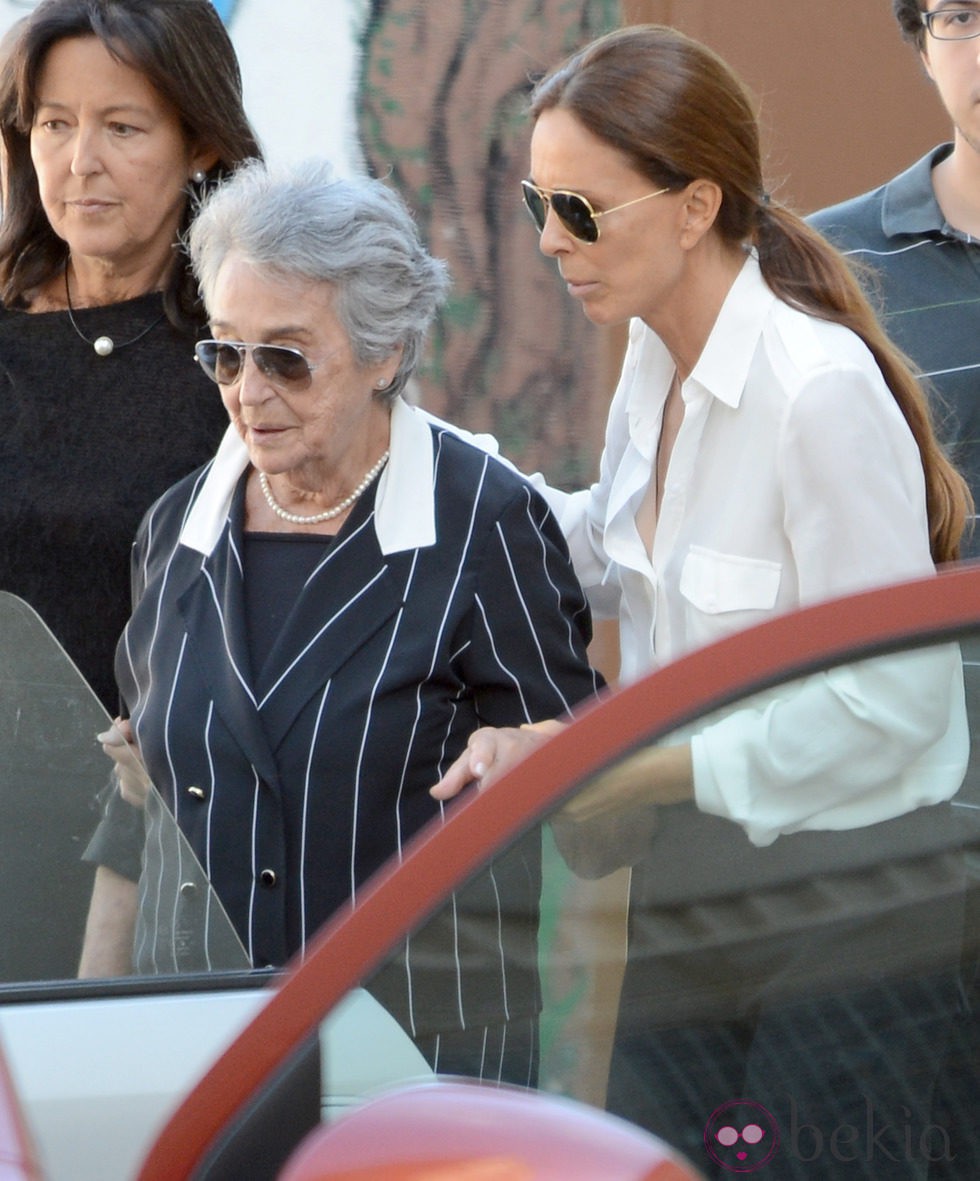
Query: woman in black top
0,0,261,709
0,0,260,985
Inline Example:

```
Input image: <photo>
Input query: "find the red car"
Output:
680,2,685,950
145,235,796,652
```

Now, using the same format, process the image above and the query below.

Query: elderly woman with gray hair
82,158,601,1084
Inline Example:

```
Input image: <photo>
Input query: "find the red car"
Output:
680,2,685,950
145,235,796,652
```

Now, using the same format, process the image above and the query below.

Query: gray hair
188,158,451,400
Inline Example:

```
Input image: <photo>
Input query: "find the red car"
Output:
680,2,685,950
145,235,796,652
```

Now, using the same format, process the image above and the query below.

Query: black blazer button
259,868,278,888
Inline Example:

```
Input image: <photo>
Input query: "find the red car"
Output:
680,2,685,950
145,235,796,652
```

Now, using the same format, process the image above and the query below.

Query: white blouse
542,254,967,845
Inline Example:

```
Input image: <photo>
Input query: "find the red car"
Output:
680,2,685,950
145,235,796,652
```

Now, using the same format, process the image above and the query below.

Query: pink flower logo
704,1099,780,1173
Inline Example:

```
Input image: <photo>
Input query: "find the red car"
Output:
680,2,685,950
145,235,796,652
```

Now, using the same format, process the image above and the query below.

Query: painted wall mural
354,1,620,485
231,0,622,484
231,0,620,484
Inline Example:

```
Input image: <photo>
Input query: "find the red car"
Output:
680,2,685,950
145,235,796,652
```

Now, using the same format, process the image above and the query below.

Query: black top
0,294,229,709
242,532,335,679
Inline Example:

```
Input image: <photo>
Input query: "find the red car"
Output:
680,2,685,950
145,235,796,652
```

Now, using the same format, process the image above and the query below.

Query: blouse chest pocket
678,545,782,647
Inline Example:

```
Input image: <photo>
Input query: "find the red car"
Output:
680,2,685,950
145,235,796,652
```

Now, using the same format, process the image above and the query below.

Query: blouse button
179,882,198,899
259,868,278,888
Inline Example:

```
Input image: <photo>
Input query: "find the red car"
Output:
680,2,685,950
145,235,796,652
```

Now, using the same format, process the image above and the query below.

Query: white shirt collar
627,252,777,420
689,252,777,409
179,396,437,556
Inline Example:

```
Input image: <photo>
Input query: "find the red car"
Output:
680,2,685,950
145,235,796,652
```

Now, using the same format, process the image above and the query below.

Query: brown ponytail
754,201,970,562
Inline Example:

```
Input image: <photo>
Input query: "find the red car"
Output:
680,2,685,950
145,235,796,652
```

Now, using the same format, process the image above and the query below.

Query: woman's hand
97,717,151,808
430,719,567,801
551,743,693,879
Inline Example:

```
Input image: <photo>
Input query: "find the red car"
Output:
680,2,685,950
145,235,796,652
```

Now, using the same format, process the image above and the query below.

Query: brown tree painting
357,0,621,488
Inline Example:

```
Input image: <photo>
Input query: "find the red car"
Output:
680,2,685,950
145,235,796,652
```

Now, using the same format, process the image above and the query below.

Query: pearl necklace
64,267,165,357
258,451,390,525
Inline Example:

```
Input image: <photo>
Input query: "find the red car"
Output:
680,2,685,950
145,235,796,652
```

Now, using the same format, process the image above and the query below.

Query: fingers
430,722,564,802
96,720,128,751
429,753,475,802
430,731,500,801
115,762,151,808
97,718,150,808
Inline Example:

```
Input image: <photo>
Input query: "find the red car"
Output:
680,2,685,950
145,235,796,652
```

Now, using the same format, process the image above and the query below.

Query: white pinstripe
203,565,257,706
349,606,404,904
487,862,510,1022
389,552,423,856
494,517,574,713
301,681,332,948
202,700,217,971
257,566,389,710
246,765,260,967
471,593,531,718
518,488,580,657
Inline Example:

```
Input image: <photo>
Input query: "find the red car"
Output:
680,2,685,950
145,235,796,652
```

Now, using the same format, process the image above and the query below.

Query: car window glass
323,636,980,1177
0,591,248,987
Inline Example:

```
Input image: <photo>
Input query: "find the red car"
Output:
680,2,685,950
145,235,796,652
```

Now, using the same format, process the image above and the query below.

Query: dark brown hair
893,0,927,47
0,0,263,330
530,24,970,562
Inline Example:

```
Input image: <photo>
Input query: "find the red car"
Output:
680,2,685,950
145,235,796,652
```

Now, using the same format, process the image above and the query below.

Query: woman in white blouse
433,24,969,845
434,24,974,1176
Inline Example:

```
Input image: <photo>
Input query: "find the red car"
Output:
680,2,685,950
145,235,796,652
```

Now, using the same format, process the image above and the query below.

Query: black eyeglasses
194,340,320,391
521,179,670,244
920,5,980,40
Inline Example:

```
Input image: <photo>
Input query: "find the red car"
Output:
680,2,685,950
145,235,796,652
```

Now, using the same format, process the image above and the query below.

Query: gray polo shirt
810,145,980,557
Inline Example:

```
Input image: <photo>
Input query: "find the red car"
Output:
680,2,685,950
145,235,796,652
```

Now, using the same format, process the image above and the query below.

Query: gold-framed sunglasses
521,179,670,244
194,339,320,391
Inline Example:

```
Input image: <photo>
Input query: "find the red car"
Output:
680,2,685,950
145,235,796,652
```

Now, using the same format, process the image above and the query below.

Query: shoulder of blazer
428,424,544,517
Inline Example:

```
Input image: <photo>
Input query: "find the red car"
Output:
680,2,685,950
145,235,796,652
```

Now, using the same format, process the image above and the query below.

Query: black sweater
0,294,228,709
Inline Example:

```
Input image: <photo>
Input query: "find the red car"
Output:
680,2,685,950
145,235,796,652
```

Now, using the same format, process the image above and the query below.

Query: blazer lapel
176,488,282,788
254,504,405,749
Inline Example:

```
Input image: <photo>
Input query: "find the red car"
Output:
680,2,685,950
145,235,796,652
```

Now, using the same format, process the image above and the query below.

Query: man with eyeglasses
811,1,980,556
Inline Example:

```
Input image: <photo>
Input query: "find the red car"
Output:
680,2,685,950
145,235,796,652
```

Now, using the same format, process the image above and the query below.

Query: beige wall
623,0,950,213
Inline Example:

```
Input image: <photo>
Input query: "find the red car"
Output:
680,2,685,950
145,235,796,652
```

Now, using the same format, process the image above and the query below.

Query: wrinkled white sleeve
692,646,968,845
691,361,968,843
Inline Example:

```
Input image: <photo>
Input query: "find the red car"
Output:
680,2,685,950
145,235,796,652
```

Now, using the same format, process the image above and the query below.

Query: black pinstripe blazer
110,403,601,1036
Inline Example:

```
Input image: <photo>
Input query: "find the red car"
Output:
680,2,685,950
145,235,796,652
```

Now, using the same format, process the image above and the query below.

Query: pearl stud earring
191,169,207,184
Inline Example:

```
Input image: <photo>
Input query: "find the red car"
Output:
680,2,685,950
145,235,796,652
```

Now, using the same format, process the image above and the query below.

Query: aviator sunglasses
521,179,670,244
194,339,320,391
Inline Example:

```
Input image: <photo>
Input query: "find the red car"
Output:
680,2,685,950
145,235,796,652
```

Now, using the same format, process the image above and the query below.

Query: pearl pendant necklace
259,451,390,525
63,266,165,357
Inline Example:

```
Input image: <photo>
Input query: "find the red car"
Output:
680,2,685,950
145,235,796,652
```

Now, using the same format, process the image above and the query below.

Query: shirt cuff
82,785,144,882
